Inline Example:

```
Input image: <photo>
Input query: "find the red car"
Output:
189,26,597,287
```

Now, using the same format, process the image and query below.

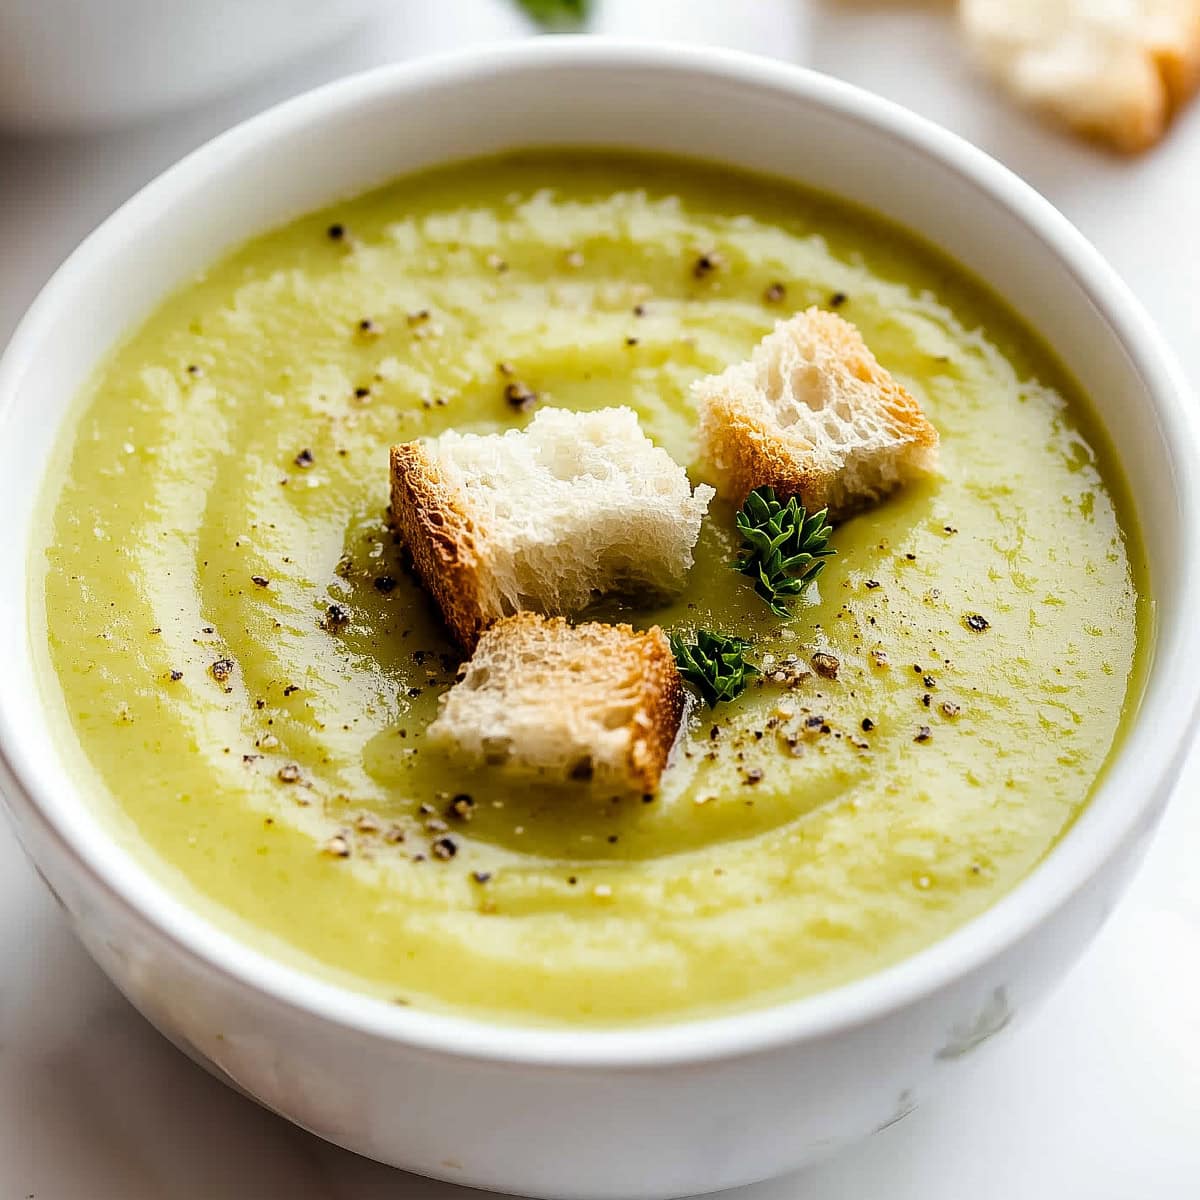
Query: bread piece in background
391,406,713,650
960,0,1200,151
427,613,684,795
693,307,939,521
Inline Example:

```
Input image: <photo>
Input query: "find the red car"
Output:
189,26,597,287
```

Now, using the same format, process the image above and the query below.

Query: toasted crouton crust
624,622,686,793
428,613,684,794
695,308,939,519
1159,14,1200,110
389,442,490,650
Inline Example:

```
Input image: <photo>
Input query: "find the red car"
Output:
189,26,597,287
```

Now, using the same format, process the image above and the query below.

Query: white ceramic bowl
0,41,1197,1200
0,0,382,132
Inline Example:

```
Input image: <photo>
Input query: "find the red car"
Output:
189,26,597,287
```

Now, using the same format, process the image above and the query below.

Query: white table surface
3,3,1199,1197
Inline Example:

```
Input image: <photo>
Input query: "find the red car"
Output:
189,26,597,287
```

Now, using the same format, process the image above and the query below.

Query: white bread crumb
391,406,712,649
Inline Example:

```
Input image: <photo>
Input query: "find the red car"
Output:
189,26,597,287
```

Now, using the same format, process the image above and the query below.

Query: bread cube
391,406,713,649
427,613,684,794
694,307,939,520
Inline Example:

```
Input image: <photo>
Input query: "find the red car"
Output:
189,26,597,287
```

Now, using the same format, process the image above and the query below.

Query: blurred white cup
0,0,383,133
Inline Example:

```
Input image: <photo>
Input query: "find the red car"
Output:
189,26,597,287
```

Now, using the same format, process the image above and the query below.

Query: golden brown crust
1156,9,1200,111
700,400,829,511
389,442,490,651
625,624,686,794
1096,100,1167,155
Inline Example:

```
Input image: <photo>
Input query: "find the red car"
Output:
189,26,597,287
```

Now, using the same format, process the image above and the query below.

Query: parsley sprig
734,487,835,617
669,630,759,708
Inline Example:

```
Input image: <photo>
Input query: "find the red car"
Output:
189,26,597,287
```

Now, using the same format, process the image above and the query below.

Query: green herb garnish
669,630,759,708
734,487,835,618
514,0,591,28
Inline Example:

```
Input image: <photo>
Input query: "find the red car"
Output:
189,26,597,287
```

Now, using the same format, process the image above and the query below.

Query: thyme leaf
669,629,758,708
733,486,835,617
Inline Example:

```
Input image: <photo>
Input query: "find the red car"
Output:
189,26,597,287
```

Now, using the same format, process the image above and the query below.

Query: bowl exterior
2,768,1161,1199
0,0,381,132
0,42,1196,1200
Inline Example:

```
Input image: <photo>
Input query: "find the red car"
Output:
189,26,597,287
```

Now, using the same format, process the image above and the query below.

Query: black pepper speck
811,653,840,680
504,381,538,412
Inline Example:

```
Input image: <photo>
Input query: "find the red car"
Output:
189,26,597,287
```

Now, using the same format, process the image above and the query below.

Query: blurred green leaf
515,0,591,29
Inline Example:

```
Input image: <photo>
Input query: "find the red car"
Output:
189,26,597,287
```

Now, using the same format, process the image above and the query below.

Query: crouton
693,307,939,520
427,613,684,794
391,406,713,649
960,0,1200,152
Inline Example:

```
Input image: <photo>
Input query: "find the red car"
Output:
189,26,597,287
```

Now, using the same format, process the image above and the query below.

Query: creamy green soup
36,152,1145,1026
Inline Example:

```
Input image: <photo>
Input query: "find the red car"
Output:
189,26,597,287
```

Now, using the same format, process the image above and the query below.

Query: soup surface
37,152,1144,1025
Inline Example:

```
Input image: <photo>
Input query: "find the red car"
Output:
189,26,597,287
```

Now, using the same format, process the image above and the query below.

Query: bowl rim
1,37,1197,1069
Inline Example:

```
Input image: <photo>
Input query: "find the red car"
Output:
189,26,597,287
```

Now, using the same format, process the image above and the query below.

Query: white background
2,3,1199,1197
